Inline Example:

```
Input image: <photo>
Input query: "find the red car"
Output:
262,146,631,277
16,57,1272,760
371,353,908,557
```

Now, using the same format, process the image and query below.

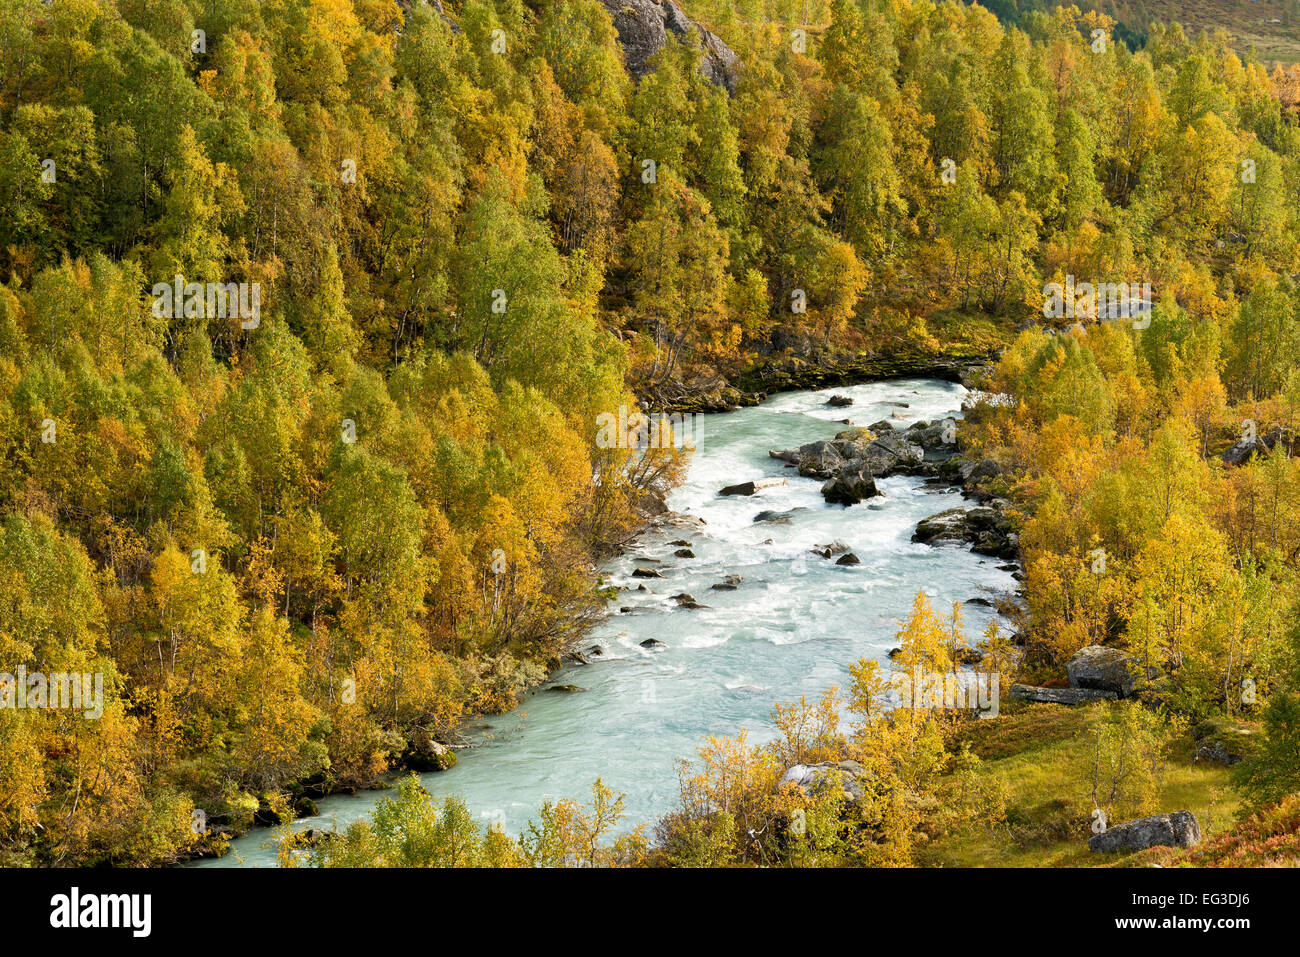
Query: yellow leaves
226,608,325,782
0,708,46,848
1171,374,1228,455
242,536,285,609
1159,112,1238,240
1023,548,1129,663
892,591,955,676
770,689,844,769
806,237,869,342
1087,702,1178,822
475,493,541,595
527,778,644,868
674,728,781,860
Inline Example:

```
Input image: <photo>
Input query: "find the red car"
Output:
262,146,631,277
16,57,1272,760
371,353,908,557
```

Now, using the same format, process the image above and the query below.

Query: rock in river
770,433,924,481
821,467,880,506
913,504,1017,559
546,684,587,694
719,478,788,496
810,539,852,558
405,738,457,772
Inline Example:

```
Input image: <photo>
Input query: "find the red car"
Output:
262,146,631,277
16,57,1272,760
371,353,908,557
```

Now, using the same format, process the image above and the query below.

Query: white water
200,377,1015,867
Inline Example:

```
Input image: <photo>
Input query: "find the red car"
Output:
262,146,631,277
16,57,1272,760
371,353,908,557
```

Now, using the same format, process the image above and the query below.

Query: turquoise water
201,377,1014,867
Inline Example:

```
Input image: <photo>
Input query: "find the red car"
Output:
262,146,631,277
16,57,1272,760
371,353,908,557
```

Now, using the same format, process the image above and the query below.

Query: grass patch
1076,0,1300,65
922,700,1239,867
925,309,1019,358
1128,794,1300,868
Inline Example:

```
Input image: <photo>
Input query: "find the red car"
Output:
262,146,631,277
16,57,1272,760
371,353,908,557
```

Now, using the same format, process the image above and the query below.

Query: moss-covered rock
405,738,458,772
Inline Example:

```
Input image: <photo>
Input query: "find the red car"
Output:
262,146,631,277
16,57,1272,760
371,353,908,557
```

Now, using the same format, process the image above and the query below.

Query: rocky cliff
598,0,740,92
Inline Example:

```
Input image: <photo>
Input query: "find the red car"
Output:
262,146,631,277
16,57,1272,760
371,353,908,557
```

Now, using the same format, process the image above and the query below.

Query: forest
1,0,1299,867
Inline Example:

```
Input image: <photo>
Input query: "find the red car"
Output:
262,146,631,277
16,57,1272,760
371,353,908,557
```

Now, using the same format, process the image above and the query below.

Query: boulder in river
790,440,847,479
914,505,995,543
673,548,696,558
546,684,587,694
406,738,458,772
632,567,665,578
719,477,788,496
821,467,880,506
640,638,668,650
947,457,1003,485
810,539,852,558
835,552,861,566
770,432,923,480
902,419,959,453
854,433,926,476
913,504,1017,559
753,508,805,524
1067,645,1138,698
826,394,854,407
651,511,707,530
1088,811,1201,853
299,827,337,846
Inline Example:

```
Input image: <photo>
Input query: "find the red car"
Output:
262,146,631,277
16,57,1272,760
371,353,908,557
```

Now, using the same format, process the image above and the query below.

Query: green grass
920,699,1239,867
924,309,1019,359
1085,0,1300,65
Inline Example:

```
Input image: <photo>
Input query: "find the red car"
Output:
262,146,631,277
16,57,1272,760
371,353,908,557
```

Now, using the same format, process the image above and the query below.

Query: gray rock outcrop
1067,645,1138,698
912,504,1017,559
599,1,740,92
1088,811,1201,853
821,466,880,506
779,761,866,804
1009,684,1117,705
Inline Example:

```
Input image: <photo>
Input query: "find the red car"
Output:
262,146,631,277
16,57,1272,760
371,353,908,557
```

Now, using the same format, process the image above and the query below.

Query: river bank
197,375,1021,867
639,348,998,415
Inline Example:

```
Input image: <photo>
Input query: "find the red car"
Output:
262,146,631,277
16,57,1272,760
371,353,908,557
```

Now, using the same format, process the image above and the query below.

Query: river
199,376,1014,867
